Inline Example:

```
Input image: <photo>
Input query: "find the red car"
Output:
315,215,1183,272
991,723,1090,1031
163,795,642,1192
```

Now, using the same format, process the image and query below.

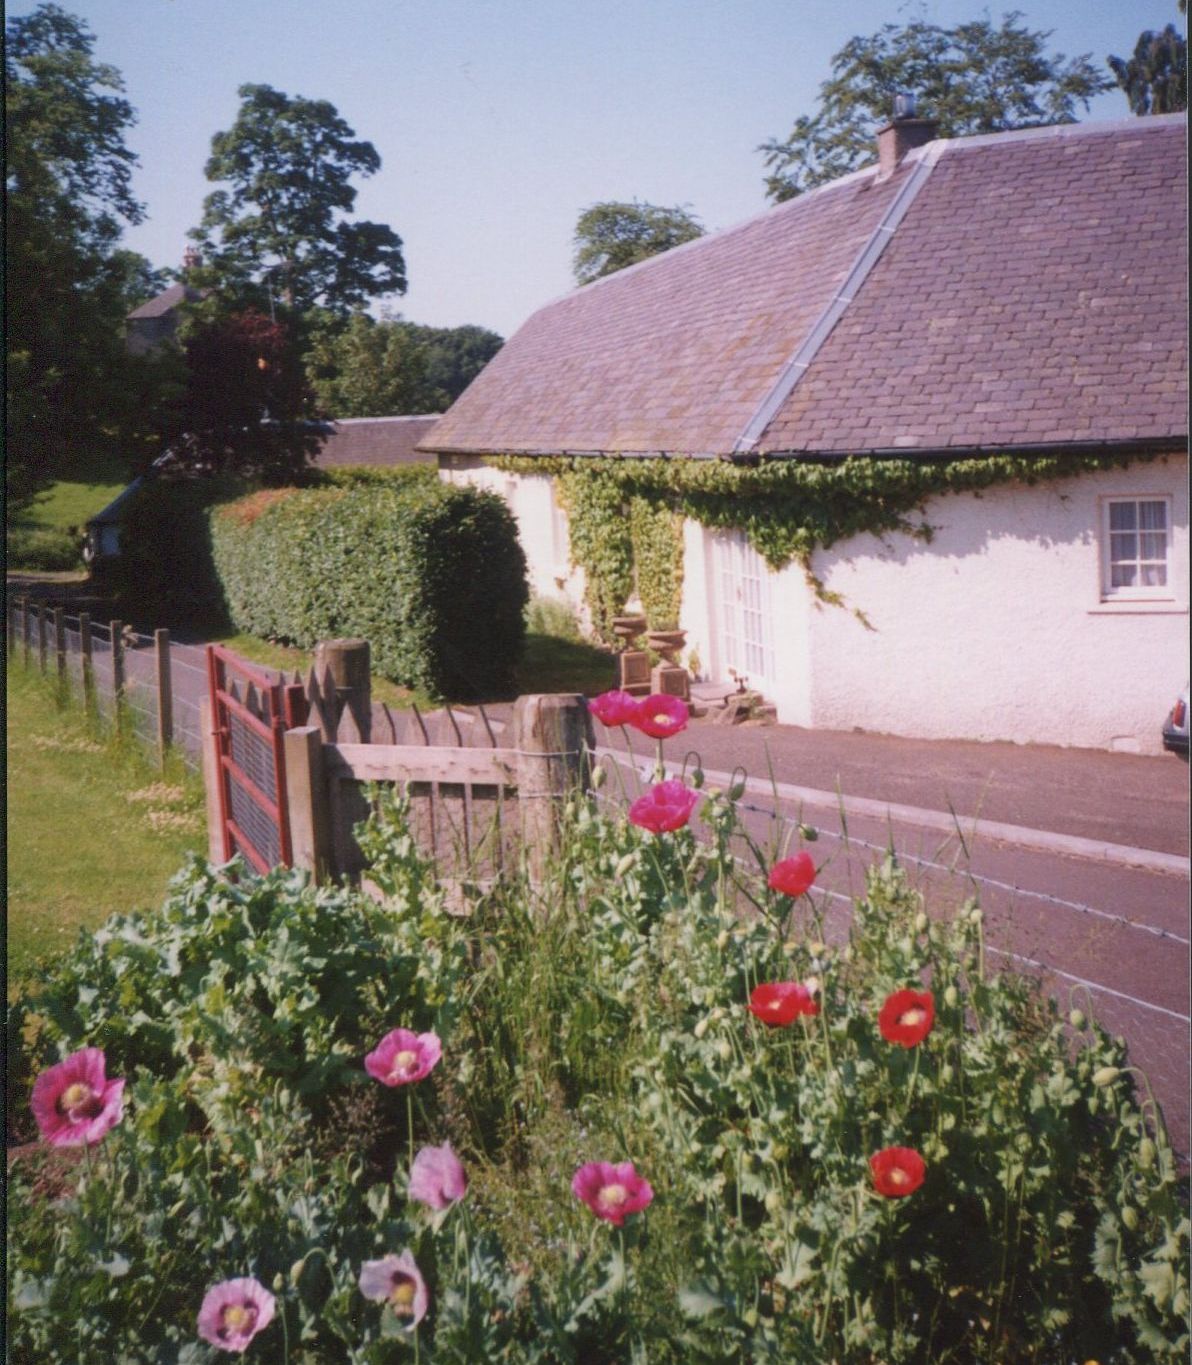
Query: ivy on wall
498,450,1171,639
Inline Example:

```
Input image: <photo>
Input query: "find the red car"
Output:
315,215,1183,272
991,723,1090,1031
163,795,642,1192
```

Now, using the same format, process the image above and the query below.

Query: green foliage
210,481,528,699
8,785,1188,1361
573,200,705,285
305,311,437,416
502,451,1172,621
401,321,504,406
1109,25,1187,115
6,525,83,571
5,4,174,509
191,83,406,315
628,496,684,628
760,13,1113,200
524,595,582,642
307,463,439,492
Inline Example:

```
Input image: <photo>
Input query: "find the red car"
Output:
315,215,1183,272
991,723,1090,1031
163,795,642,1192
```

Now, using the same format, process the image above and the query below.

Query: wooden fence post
199,698,227,864
110,619,125,734
284,726,333,882
53,607,66,686
155,628,173,768
512,693,594,883
37,604,48,674
22,597,31,669
79,613,95,710
313,638,371,743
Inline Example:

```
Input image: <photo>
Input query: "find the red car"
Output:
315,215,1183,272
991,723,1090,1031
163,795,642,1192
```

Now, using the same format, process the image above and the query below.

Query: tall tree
397,322,503,406
304,313,436,417
5,4,159,507
572,200,705,285
1108,25,1187,115
760,12,1113,201
191,84,406,316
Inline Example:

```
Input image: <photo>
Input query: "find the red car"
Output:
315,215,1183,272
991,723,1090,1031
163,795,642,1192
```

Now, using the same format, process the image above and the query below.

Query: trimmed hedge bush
6,525,82,572
210,481,528,699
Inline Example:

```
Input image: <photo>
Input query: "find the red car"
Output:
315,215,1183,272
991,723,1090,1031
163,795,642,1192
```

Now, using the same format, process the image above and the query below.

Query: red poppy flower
869,1146,926,1198
588,690,641,728
878,989,935,1048
628,779,700,834
631,694,689,740
767,853,816,898
748,981,820,1026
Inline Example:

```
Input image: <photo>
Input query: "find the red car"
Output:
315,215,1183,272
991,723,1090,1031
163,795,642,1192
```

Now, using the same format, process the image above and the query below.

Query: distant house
126,248,204,355
426,113,1188,754
310,415,439,470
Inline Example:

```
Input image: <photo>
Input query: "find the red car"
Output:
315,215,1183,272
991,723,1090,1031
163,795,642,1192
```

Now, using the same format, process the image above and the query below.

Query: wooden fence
200,639,594,887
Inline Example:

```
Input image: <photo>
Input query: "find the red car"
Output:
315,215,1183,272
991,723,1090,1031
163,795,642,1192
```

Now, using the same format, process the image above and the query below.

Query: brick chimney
876,95,939,179
182,245,202,271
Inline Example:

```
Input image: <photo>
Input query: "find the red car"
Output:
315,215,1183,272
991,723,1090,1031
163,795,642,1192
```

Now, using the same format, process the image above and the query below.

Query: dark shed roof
310,416,440,468
425,115,1187,459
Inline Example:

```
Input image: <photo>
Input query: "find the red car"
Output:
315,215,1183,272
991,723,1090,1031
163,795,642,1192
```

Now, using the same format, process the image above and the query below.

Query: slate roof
310,415,439,468
126,282,201,319
426,115,1187,459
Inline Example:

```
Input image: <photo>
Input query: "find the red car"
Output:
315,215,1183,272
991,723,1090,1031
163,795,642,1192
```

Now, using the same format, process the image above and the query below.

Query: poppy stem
906,1044,922,1109
655,737,665,779
406,1090,415,1172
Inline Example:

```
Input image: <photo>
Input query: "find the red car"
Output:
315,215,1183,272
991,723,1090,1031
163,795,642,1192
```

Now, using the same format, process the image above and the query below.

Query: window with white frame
1101,497,1171,598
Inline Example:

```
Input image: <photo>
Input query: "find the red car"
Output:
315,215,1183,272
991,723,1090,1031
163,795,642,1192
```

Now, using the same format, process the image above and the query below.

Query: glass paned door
712,531,775,689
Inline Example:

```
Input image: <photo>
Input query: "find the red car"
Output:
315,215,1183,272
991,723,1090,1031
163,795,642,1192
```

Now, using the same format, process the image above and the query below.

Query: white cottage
425,114,1188,754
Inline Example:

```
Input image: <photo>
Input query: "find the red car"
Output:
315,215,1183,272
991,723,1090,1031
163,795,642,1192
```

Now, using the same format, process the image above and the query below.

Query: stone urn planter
645,628,687,665
612,615,647,651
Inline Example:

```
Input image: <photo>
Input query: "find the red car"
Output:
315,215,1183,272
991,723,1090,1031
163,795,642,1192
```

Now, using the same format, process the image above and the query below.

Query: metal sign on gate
206,645,297,873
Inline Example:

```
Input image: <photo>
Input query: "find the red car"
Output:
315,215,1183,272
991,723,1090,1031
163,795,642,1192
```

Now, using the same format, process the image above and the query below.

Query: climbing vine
499,450,1172,637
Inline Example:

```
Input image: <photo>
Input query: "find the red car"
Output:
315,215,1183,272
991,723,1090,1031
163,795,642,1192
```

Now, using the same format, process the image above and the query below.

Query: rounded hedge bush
210,481,528,699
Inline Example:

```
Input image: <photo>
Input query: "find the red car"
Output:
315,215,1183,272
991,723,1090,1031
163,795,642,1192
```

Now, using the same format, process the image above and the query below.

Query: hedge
209,481,528,699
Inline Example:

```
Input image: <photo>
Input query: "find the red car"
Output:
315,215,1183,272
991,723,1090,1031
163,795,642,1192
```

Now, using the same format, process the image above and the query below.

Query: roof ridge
736,139,950,453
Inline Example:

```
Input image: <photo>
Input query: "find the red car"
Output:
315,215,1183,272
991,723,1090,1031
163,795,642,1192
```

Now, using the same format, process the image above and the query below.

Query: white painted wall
793,455,1188,753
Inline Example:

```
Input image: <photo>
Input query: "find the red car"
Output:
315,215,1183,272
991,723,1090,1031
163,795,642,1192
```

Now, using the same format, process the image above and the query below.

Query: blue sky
14,0,1181,337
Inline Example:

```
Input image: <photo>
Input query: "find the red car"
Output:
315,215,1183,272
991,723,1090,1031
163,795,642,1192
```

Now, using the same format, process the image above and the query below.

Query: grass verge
5,663,206,986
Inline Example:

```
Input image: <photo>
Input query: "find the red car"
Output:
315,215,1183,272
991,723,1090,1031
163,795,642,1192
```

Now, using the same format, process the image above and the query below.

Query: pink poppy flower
748,981,820,1026
409,1141,468,1210
588,690,641,728
572,1160,654,1227
631,693,689,740
197,1277,276,1353
768,853,817,898
878,989,935,1048
365,1029,442,1087
30,1047,125,1148
628,779,701,834
870,1146,926,1198
358,1250,430,1330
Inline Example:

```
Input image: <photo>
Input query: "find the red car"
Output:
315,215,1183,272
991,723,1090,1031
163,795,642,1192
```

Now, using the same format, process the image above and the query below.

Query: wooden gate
206,645,299,873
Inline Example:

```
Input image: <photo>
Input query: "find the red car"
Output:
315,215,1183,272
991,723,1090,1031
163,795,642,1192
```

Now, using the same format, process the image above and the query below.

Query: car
1161,684,1189,757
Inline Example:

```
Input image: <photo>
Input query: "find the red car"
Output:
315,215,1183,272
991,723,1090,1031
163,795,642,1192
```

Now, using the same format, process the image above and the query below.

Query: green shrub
524,594,582,641
210,482,528,699
6,525,82,572
8,780,1188,1363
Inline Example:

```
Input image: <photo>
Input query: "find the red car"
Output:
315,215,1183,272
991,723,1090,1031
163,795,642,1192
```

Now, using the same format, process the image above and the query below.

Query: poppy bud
716,1040,732,1062
808,941,824,957
943,985,959,1008
273,1273,285,1292
798,824,818,842
591,763,607,790
1069,1009,1086,1030
1138,1138,1157,1169
694,1017,709,1039
1092,1066,1120,1087
742,1307,758,1328
939,1064,954,1085
615,852,637,878
1121,1206,1139,1231
914,912,928,933
764,1189,783,1214
969,908,983,925
690,767,705,789
728,780,746,801
290,1259,305,1285
715,929,729,950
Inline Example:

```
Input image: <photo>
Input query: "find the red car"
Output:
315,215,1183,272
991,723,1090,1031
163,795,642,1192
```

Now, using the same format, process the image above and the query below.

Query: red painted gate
206,645,305,873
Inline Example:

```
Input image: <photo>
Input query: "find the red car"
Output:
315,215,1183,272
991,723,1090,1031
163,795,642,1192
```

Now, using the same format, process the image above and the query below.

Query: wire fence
7,596,211,773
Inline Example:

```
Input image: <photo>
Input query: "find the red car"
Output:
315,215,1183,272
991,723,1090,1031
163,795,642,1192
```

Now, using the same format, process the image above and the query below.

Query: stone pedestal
650,662,690,702
618,650,652,695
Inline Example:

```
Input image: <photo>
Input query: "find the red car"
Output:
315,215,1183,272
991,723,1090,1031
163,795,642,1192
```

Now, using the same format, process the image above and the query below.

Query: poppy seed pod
1092,1066,1121,1087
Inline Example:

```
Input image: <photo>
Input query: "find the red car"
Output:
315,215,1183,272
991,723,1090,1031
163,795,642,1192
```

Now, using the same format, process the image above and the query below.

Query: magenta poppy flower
197,1277,276,1353
768,853,817,898
365,1029,442,1087
572,1160,654,1227
631,693,689,740
628,779,700,834
409,1141,468,1210
588,690,641,728
748,981,820,1026
30,1047,125,1148
358,1250,430,1330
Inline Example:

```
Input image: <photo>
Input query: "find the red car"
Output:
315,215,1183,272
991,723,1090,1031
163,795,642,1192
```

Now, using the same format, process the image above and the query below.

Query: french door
710,530,776,691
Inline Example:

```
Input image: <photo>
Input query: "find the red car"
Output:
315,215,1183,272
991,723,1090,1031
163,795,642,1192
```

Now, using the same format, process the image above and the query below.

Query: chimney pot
183,246,202,270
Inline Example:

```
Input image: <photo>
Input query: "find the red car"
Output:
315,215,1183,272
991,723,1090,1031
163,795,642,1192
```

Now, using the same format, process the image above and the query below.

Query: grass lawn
16,453,132,533
6,664,206,985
